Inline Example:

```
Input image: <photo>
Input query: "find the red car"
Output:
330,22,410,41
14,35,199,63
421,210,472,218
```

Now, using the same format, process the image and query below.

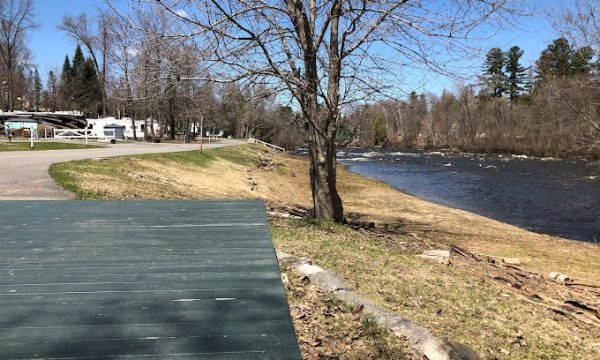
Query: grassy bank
0,141,102,151
50,145,600,359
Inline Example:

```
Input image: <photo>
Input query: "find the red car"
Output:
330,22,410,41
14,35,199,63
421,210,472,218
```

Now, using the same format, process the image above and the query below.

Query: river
299,148,600,242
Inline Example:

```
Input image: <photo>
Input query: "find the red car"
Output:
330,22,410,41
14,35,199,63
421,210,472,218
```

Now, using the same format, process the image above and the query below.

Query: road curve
0,139,244,200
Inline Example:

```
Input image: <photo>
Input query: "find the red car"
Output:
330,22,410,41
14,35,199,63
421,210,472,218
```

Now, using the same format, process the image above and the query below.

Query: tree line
346,36,600,157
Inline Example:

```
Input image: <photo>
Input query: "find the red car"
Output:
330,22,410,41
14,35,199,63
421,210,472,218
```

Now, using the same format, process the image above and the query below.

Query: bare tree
117,5,200,140
0,0,35,111
556,0,600,50
113,0,523,221
105,13,138,136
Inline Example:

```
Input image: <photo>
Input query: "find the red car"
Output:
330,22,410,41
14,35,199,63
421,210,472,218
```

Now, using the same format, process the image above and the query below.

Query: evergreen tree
58,46,102,112
482,48,506,97
373,114,387,146
33,69,42,110
71,45,86,110
535,38,595,84
571,46,594,75
71,45,85,78
536,38,574,80
504,46,527,102
79,58,102,113
59,55,72,110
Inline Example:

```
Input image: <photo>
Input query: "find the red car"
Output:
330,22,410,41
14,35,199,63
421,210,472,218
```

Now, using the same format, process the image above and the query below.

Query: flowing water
299,148,600,242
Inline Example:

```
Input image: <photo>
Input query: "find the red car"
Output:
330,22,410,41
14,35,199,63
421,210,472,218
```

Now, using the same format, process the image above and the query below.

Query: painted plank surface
0,200,300,360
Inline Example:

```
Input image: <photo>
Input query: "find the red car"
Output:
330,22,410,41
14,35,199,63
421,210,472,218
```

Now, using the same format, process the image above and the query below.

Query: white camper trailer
86,117,160,139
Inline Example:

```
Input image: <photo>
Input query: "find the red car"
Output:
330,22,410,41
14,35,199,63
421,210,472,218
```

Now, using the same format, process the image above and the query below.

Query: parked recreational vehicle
86,117,160,139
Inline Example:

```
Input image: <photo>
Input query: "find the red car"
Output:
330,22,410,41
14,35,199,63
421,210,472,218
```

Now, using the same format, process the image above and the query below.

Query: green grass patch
208,145,261,166
136,150,216,167
48,161,105,199
0,141,103,151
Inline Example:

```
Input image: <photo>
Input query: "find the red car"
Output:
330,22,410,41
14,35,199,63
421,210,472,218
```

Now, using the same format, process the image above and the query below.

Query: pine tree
71,45,85,78
71,45,86,110
59,55,72,110
80,58,102,113
536,38,574,80
571,46,594,75
482,48,506,97
505,46,527,102
535,38,595,84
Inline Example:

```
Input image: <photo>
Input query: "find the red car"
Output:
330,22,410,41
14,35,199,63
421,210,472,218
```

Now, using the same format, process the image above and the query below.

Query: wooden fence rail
248,138,286,153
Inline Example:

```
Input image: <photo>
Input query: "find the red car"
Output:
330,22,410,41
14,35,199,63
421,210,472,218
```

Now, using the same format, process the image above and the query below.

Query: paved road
0,139,244,200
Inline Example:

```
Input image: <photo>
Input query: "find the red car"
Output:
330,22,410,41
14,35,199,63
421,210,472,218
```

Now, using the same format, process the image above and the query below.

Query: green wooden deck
0,200,300,359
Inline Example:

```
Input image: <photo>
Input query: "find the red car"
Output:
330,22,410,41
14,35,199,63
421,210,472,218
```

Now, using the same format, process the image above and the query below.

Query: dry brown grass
272,219,600,359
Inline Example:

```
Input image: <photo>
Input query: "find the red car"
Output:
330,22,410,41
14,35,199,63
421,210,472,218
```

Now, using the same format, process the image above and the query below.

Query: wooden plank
0,200,300,359
0,264,281,278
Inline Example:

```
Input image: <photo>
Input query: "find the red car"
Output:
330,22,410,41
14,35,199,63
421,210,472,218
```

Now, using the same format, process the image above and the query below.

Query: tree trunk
305,86,344,222
307,127,344,223
7,72,13,111
6,53,14,111
168,93,176,140
306,0,344,223
292,0,344,223
101,18,108,116
143,113,148,139
131,116,137,141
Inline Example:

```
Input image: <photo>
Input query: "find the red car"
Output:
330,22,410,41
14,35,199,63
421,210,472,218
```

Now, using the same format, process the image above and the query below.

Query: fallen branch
529,293,600,327
564,282,600,289
450,245,479,261
449,244,600,330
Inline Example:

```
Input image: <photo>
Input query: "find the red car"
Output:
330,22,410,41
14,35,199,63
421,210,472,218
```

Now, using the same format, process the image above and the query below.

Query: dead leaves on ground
283,268,414,360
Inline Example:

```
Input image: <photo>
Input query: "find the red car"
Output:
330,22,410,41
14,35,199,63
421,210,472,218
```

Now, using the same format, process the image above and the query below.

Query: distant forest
0,0,598,157
347,38,600,157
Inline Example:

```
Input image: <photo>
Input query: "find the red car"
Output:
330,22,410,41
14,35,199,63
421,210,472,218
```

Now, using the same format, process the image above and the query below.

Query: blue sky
28,0,563,95
416,1,562,94
30,0,103,76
